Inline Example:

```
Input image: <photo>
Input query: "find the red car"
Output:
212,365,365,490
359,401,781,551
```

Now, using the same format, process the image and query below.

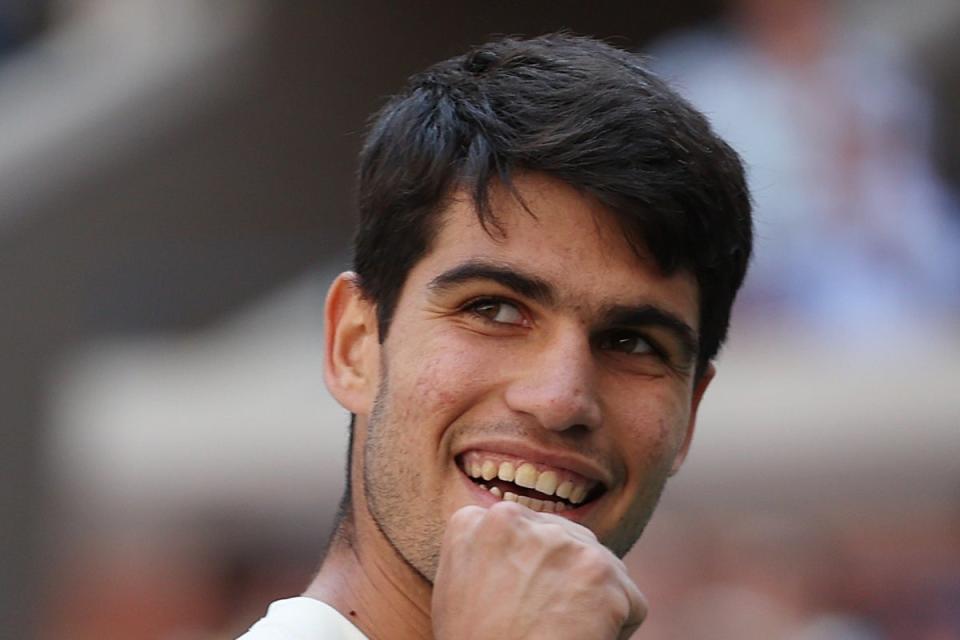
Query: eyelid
596,327,665,358
461,296,531,327
601,328,697,377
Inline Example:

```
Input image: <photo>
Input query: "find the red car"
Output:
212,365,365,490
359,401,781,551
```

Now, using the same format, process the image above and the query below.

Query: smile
458,450,603,513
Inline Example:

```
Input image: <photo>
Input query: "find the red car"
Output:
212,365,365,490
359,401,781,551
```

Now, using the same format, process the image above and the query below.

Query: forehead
416,174,699,324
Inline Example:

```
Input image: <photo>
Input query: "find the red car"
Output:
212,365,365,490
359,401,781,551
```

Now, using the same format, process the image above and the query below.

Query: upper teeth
464,454,594,506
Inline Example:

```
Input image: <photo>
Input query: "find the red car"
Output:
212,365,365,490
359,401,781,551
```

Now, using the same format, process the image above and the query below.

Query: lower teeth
480,484,569,512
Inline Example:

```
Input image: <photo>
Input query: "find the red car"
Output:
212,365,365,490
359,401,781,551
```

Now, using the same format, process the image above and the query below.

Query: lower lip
457,465,598,522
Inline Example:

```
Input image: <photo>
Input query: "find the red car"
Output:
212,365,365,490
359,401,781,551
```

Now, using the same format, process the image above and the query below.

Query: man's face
355,173,709,580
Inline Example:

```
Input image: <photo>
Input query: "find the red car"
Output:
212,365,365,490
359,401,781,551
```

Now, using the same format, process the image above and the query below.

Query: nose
503,330,603,432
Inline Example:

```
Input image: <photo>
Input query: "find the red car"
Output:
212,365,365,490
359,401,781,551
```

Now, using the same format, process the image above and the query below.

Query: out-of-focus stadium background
2,1,958,638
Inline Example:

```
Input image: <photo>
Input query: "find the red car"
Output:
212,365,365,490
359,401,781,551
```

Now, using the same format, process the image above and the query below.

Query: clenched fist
432,502,647,640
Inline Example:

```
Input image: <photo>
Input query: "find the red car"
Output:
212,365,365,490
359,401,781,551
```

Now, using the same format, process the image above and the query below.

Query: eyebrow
428,258,699,363
427,260,557,306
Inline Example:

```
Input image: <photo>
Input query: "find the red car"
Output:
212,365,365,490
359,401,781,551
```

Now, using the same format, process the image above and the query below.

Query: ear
324,272,380,415
669,363,715,476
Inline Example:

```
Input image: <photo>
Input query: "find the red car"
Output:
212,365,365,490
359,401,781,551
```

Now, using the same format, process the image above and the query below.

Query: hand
432,501,647,640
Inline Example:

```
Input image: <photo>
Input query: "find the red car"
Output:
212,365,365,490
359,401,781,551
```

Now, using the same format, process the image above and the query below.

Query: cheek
402,331,503,417
411,354,465,412
616,386,692,466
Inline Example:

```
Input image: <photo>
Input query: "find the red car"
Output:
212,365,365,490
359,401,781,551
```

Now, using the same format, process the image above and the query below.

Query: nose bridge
504,324,602,431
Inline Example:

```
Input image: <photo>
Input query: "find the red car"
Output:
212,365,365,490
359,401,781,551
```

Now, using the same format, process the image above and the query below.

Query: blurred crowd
650,0,960,337
631,508,960,639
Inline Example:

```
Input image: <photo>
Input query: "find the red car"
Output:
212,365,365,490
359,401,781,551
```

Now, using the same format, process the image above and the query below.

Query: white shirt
238,597,369,640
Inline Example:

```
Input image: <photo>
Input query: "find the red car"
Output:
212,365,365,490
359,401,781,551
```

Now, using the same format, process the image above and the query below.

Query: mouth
456,450,606,514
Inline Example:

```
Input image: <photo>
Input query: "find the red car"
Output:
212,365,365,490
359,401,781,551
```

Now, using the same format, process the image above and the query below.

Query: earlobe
669,363,715,476
324,272,380,415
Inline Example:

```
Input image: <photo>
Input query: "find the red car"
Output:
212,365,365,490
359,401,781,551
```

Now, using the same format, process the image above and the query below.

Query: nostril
504,385,602,432
565,423,593,437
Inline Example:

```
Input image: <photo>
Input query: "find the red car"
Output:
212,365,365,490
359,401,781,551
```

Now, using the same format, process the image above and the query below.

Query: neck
304,500,434,640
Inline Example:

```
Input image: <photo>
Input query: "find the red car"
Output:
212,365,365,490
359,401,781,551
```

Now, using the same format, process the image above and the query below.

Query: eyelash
595,329,667,361
461,296,528,327
460,297,669,361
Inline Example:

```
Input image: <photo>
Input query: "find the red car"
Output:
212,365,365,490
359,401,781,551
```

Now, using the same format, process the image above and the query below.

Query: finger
480,500,596,543
617,578,648,640
617,620,642,640
528,509,599,544
483,500,598,543
442,504,487,545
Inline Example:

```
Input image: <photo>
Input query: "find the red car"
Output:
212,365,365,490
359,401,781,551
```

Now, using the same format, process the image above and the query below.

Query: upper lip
454,439,615,489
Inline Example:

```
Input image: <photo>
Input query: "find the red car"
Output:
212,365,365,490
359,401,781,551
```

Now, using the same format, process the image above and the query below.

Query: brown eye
470,299,525,325
598,330,654,355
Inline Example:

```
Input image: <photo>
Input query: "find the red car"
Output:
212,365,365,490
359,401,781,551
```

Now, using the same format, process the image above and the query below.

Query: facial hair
362,358,680,580
363,369,446,583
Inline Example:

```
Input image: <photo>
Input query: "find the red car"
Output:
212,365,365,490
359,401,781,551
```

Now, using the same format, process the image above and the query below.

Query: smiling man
240,33,752,639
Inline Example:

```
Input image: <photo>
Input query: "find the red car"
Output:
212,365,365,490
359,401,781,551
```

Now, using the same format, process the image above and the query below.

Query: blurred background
2,1,958,638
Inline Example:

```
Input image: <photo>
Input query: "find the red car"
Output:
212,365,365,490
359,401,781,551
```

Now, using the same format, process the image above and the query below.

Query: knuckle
579,545,610,565
539,522,567,539
448,504,484,529
576,547,618,580
480,501,533,539
486,499,526,523
538,523,578,551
